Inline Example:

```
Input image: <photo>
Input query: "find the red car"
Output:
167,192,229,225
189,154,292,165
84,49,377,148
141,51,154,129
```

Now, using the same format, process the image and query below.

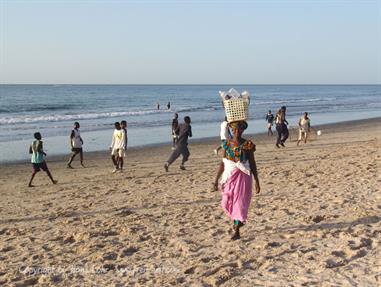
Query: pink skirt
221,168,252,222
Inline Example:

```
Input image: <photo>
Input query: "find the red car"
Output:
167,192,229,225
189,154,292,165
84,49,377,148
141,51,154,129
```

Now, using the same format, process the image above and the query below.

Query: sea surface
0,85,380,162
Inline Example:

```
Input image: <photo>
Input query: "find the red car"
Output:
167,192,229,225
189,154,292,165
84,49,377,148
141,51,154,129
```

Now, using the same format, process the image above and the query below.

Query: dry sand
0,118,380,286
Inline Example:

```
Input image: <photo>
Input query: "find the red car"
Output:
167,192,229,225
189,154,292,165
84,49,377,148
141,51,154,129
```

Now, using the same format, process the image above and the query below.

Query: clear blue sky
0,0,380,84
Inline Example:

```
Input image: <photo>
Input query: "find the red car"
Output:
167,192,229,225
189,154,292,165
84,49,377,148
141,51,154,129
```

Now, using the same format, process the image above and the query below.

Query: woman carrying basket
213,89,260,240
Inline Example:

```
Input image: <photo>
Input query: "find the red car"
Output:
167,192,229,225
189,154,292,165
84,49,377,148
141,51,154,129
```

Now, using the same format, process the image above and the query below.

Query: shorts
111,148,126,157
32,161,48,172
298,129,308,141
71,147,83,153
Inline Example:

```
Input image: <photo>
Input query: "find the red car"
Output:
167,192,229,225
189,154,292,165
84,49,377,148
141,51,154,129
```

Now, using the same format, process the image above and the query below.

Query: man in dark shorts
265,110,274,136
28,132,57,187
275,106,289,148
164,116,192,171
67,122,84,168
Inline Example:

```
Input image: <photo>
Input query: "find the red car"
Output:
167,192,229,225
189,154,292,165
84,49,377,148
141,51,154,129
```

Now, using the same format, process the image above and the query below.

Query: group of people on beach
27,98,311,242
266,107,311,147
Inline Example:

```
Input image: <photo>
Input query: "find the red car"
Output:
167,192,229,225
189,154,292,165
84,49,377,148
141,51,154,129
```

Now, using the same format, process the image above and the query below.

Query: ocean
0,84,380,162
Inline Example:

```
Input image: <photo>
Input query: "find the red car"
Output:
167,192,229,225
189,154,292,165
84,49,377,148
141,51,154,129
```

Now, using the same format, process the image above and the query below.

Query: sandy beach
0,118,380,286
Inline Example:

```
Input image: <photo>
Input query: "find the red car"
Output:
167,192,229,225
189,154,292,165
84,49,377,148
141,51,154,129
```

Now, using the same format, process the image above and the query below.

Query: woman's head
229,121,248,138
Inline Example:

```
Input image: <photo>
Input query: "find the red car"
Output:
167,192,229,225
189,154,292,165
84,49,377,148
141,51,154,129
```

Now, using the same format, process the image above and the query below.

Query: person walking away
67,122,84,168
214,116,232,155
110,122,123,173
275,106,289,148
164,116,192,171
171,113,179,150
265,110,274,136
297,112,311,146
28,132,57,187
213,121,260,240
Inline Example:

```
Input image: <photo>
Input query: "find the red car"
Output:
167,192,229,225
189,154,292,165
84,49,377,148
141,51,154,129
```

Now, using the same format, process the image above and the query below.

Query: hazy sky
1,0,380,84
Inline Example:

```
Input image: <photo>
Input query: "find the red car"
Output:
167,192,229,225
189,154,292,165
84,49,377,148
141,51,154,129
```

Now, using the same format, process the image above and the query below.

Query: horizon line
1,83,380,86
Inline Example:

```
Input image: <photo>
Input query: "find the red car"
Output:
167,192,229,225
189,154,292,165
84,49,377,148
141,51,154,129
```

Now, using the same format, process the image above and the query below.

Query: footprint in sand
121,247,138,257
325,258,347,268
103,252,118,261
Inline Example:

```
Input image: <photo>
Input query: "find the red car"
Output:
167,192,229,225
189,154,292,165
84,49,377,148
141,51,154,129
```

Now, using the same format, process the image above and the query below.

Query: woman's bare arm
248,149,260,193
213,161,224,191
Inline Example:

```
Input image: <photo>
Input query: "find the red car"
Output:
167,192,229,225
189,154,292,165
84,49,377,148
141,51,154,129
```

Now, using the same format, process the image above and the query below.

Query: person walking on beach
164,116,192,171
275,106,289,148
171,113,179,150
119,120,128,171
297,112,311,146
213,121,260,240
67,122,84,168
110,122,124,173
28,132,57,187
265,110,274,136
214,116,232,155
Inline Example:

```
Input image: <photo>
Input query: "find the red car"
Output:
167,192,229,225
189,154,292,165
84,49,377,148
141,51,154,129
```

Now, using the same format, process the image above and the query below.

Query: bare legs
28,169,57,187
67,150,84,168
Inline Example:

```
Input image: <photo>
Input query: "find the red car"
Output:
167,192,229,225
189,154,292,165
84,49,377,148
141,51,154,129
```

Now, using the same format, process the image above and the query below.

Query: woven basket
223,98,249,123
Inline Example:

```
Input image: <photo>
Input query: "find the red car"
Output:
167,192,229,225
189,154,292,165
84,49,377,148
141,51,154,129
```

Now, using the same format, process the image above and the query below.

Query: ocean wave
255,98,325,105
0,104,76,114
0,105,222,125
0,110,159,125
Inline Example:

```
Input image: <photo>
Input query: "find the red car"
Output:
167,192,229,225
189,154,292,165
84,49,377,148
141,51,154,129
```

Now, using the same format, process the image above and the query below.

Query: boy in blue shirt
28,132,57,187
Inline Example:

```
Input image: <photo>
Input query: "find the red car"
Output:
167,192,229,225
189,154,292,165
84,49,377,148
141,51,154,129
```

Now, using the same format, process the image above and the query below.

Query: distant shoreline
3,116,380,166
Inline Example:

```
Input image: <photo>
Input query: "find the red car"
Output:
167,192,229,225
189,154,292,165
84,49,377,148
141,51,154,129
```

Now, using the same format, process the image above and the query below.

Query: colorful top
31,140,44,164
222,139,255,163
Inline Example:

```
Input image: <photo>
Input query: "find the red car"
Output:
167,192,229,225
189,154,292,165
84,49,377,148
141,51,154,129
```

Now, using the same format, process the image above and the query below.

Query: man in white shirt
110,122,124,173
67,122,84,168
214,116,232,155
297,112,311,146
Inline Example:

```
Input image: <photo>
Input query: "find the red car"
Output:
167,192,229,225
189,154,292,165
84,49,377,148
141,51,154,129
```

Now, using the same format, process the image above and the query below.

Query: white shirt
220,121,230,140
299,117,310,132
110,129,125,150
72,129,82,148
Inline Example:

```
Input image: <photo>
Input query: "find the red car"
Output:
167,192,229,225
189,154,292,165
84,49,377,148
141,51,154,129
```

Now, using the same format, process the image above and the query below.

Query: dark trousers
167,144,190,165
276,124,289,145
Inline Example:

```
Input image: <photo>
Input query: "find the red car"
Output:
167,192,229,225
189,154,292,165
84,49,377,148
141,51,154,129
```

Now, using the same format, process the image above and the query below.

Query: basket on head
223,98,249,123
220,89,250,123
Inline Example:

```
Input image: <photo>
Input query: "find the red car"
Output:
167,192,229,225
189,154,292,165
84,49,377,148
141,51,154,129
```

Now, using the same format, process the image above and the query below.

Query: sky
0,0,380,84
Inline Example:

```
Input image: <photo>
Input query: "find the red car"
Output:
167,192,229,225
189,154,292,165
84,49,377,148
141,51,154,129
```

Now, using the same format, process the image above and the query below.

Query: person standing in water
265,110,274,136
171,113,179,150
275,106,289,148
297,112,311,146
28,132,57,187
167,101,171,110
164,116,192,171
67,122,84,168
156,102,160,110
213,121,260,240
